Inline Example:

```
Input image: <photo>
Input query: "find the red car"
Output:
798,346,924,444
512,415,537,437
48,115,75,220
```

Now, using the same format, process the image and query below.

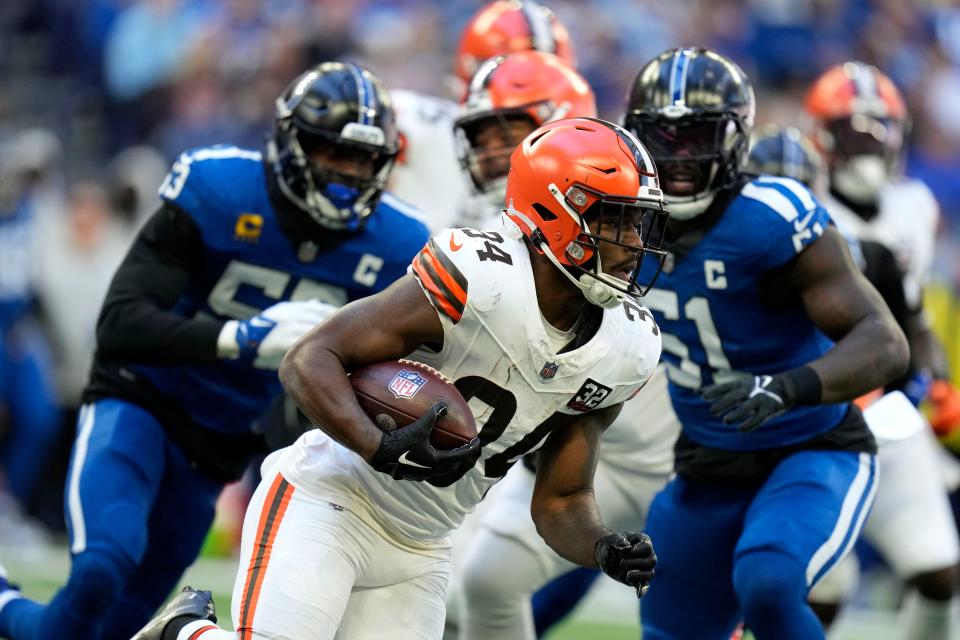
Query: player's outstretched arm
95,203,334,369
791,226,909,402
278,274,446,463
530,403,656,595
96,204,227,364
703,227,910,432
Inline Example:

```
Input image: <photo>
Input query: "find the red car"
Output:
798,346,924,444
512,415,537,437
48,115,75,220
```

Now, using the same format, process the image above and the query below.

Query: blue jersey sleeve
370,192,431,291
157,146,264,235
737,177,831,269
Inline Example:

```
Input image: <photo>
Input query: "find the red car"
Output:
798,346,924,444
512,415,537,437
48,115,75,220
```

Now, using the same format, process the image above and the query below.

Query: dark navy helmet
746,125,824,191
623,48,755,220
268,62,399,231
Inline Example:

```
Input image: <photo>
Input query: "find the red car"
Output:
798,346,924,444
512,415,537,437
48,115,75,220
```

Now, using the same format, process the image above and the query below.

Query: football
350,359,477,449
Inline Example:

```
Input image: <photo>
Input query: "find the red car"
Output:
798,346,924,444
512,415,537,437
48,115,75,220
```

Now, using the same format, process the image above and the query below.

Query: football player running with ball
448,48,680,640
623,48,909,640
132,117,667,640
0,62,429,640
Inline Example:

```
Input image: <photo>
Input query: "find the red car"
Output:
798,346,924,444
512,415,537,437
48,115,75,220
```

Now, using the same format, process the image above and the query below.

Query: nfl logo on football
388,369,427,399
540,361,559,380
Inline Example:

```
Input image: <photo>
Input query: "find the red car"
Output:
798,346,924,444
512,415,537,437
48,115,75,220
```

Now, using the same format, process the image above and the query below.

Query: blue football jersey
641,176,848,450
133,145,430,435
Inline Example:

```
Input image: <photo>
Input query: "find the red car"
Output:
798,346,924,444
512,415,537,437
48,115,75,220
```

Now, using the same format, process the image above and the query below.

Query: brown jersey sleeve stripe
427,238,469,294
421,245,467,307
237,473,295,640
412,254,464,322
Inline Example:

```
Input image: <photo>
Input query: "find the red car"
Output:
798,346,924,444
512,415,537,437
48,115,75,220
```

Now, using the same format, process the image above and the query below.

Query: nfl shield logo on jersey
388,370,428,399
540,362,559,380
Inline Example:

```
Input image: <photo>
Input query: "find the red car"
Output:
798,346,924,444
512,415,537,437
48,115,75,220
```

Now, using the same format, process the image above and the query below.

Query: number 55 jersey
279,215,662,542
84,145,431,479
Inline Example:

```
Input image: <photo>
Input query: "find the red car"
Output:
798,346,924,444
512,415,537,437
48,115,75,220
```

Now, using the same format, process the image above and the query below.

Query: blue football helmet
746,125,825,192
623,48,755,220
268,62,399,231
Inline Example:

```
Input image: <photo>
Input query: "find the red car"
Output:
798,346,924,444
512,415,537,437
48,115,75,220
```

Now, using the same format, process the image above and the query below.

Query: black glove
369,402,480,481
595,532,656,597
700,373,792,433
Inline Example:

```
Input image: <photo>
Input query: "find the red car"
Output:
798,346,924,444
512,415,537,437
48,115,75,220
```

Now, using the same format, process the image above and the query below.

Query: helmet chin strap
506,203,627,309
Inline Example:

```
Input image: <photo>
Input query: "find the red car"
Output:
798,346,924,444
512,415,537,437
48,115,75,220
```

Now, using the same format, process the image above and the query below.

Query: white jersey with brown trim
825,177,939,309
279,216,661,543
386,89,471,233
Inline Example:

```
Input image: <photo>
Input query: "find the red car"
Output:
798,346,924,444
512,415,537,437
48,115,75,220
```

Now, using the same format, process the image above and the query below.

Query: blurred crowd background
1,0,959,542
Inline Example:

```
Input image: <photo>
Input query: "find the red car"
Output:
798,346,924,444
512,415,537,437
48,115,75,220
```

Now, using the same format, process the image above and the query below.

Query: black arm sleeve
860,240,910,337
95,202,226,365
860,239,917,388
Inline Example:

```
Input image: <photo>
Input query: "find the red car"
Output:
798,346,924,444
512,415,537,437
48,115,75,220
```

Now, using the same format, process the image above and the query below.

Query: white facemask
665,193,715,220
831,156,888,204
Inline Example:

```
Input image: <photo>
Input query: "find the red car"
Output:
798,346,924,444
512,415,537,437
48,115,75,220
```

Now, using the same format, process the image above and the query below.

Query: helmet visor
826,115,903,163
456,111,539,191
298,129,395,190
568,187,668,297
626,113,738,197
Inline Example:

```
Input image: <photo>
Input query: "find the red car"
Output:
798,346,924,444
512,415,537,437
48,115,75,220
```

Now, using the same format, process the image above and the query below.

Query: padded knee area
462,548,518,619
460,533,539,637
733,550,808,628
62,549,136,618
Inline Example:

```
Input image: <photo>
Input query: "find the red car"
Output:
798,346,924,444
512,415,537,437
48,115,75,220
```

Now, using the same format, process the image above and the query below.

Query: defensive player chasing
622,48,909,640
0,62,429,640
132,116,668,640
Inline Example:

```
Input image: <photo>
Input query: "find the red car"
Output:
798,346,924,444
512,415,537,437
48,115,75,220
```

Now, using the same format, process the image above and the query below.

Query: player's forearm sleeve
95,203,226,364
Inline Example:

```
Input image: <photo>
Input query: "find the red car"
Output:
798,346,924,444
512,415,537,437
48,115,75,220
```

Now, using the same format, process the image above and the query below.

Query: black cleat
130,586,217,640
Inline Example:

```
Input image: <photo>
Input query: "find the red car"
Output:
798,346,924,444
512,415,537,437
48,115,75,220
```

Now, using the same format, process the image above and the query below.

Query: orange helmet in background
455,51,596,199
805,62,906,124
454,0,576,85
505,117,669,306
804,62,908,204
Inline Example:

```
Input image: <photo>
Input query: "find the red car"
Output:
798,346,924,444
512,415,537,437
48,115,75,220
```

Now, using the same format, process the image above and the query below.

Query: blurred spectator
103,0,209,102
0,138,62,545
105,144,168,227
102,0,210,149
35,181,131,406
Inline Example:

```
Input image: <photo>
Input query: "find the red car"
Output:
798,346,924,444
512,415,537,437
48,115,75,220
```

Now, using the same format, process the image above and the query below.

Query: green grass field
5,543,904,639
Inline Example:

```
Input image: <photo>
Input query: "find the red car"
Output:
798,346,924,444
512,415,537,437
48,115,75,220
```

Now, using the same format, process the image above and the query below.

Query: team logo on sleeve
567,379,613,412
388,370,428,399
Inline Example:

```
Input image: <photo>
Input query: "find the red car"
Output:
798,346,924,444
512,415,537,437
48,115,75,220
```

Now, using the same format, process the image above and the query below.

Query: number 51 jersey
641,176,848,451
280,215,662,542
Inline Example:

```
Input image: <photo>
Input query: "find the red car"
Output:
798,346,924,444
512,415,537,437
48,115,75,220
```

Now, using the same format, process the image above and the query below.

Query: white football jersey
825,178,939,309
279,217,661,542
598,364,679,477
387,90,471,233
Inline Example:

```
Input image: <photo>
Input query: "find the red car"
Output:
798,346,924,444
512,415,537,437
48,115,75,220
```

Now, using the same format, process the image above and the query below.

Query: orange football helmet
804,62,907,204
455,50,596,201
505,117,668,306
455,0,576,85
805,62,906,123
